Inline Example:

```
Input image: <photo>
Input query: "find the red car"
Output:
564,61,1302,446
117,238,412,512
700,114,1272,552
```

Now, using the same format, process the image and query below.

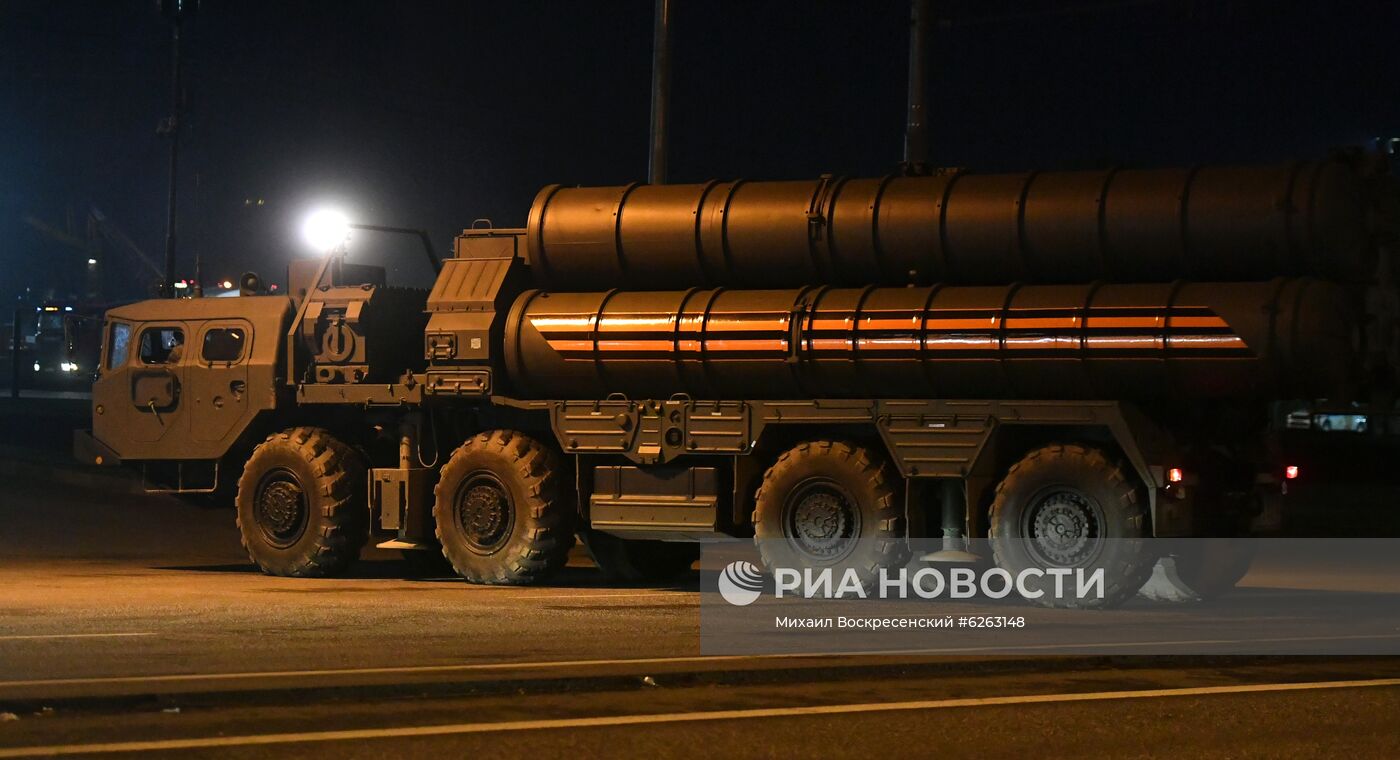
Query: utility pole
191,172,203,297
648,0,672,185
158,0,198,297
10,308,20,398
903,0,931,175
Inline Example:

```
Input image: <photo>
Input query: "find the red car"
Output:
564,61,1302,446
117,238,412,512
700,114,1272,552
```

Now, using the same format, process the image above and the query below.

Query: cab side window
138,327,185,365
107,323,132,369
201,327,247,363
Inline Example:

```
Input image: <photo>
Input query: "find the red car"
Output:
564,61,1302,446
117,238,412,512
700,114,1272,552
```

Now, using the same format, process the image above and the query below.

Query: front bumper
73,429,121,467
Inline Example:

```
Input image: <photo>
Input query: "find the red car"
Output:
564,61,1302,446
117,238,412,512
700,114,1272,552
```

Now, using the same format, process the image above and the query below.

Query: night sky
3,0,1398,300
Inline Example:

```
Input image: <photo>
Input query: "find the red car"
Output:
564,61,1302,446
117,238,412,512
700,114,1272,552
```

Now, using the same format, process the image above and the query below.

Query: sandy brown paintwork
91,296,293,461
526,161,1370,290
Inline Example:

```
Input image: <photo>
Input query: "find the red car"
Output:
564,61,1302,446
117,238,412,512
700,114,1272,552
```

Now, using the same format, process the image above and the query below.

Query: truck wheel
1172,538,1256,598
580,530,699,582
988,444,1154,609
235,427,369,578
752,440,908,589
1140,466,1257,602
433,430,574,585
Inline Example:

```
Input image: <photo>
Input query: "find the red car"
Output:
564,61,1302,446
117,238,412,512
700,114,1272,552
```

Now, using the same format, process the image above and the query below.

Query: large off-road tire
1139,450,1257,602
752,440,909,589
235,427,369,578
989,443,1155,609
1173,538,1256,596
433,430,574,585
581,531,699,582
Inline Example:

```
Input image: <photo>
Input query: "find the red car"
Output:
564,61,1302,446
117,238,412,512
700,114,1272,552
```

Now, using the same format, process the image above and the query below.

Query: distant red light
1285,465,1299,480
1168,467,1184,483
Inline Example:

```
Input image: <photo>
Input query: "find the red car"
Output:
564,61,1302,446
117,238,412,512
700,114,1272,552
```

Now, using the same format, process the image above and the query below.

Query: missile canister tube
503,279,1356,401
525,161,1370,290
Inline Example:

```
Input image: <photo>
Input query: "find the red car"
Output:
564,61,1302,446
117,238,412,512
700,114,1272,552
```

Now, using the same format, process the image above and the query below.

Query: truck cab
76,296,293,489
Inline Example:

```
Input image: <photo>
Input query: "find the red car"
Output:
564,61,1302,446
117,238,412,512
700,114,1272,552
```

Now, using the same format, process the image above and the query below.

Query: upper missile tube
525,161,1371,290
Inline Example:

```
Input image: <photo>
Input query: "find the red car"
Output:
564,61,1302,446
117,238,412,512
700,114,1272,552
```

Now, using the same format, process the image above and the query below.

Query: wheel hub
787,483,857,560
255,472,307,548
458,476,513,553
1028,490,1098,565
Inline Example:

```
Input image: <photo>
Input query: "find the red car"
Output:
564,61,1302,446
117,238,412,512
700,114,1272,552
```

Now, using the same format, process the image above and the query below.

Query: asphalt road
3,480,1400,757
0,482,703,684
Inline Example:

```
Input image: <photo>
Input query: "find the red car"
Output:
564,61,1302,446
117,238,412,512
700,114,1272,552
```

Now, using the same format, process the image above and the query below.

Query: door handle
148,399,164,426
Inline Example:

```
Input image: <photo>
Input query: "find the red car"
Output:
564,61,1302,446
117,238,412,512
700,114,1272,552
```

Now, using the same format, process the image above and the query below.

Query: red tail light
1285,465,1299,480
1168,467,1184,483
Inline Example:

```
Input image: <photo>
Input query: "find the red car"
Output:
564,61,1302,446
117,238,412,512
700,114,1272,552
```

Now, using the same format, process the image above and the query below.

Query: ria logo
718,561,765,606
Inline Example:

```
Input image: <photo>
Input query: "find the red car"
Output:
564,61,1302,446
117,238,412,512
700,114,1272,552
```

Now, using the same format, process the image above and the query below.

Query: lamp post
158,0,198,298
347,223,442,274
300,209,442,274
648,0,672,185
902,0,931,176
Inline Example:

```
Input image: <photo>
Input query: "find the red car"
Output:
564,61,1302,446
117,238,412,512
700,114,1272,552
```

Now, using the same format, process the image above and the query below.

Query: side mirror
239,272,263,296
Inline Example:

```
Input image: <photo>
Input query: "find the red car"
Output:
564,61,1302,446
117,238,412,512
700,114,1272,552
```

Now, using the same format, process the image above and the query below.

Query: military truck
30,302,106,387
75,157,1393,607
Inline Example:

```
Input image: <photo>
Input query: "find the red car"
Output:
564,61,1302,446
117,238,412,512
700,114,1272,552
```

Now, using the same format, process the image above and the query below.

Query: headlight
60,362,79,372
32,362,40,372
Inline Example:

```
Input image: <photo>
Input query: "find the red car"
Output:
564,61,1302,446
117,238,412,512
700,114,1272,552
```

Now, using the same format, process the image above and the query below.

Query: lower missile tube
502,279,1356,402
504,277,1355,400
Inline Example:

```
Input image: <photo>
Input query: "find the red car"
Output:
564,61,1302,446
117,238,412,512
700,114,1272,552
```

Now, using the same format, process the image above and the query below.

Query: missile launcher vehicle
75,157,1397,607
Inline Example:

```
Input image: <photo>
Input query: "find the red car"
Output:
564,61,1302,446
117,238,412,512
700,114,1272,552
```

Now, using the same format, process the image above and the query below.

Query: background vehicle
76,154,1398,607
30,302,106,386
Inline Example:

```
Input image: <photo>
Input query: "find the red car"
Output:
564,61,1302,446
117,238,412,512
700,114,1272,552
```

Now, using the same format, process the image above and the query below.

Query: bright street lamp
297,207,443,273
301,208,351,252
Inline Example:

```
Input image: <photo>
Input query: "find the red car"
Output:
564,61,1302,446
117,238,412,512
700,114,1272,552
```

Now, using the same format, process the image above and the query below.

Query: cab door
189,320,252,443
91,319,133,453
127,323,190,444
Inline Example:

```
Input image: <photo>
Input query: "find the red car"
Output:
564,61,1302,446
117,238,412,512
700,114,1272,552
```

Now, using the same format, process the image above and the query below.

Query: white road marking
0,633,154,642
889,632,1400,654
3,677,1399,757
